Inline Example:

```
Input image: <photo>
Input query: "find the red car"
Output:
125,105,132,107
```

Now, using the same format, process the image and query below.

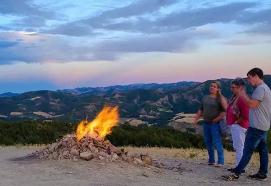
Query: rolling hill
0,76,270,125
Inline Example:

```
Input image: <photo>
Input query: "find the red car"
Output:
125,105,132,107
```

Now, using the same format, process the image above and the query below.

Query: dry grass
124,146,271,167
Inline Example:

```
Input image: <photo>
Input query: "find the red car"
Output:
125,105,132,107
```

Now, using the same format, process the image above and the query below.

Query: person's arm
194,98,204,124
220,96,228,111
235,97,249,123
240,87,263,108
235,117,243,124
242,93,260,108
212,96,227,123
194,110,202,125
212,112,226,123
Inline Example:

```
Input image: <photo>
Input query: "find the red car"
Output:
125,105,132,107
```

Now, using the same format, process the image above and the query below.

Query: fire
76,106,119,141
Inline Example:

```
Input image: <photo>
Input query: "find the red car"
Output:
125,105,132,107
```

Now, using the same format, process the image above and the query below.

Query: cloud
89,0,178,20
246,23,271,35
156,2,256,29
96,30,211,52
48,23,95,36
0,32,85,63
237,8,271,34
104,2,257,33
0,40,18,48
0,27,217,64
223,38,261,45
238,8,271,24
48,2,256,36
0,0,56,29
1,1,270,64
47,0,179,36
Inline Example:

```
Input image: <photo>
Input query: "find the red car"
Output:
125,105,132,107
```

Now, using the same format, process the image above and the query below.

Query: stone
52,152,58,159
62,150,70,159
49,143,57,152
111,153,119,161
33,133,153,166
140,154,152,165
80,151,94,161
98,155,105,160
133,158,143,165
142,172,149,177
70,147,79,156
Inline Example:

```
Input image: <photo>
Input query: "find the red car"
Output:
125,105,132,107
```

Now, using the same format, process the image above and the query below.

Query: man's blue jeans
203,122,224,165
235,127,269,176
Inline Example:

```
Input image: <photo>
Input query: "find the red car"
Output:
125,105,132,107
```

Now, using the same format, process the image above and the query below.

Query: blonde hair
211,80,223,103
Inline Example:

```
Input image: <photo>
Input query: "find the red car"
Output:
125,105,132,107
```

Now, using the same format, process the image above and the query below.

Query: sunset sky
0,0,270,93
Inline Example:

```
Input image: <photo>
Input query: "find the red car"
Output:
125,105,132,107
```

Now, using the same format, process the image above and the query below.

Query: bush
107,124,205,149
0,120,74,145
0,121,271,154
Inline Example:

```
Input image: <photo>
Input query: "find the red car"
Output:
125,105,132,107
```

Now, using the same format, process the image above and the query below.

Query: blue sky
0,0,271,93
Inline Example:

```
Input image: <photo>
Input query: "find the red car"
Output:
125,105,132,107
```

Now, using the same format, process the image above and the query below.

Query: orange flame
76,106,119,141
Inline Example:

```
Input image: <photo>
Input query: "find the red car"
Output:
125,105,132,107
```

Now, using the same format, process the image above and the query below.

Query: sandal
214,164,223,168
222,174,239,181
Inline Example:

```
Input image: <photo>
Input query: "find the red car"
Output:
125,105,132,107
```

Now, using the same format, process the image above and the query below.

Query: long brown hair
211,80,223,104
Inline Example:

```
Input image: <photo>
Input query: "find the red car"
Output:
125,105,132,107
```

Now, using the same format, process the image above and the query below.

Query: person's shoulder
257,83,271,95
201,95,209,101
202,95,208,98
262,83,271,91
203,95,212,99
237,96,247,106
257,82,269,88
262,84,271,98
254,84,266,92
221,95,227,101
238,95,245,101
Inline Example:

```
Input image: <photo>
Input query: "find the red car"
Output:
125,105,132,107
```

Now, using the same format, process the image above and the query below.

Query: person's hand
193,118,198,125
212,119,218,124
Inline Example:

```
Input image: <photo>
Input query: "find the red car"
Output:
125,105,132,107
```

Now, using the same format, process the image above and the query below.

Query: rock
133,158,143,165
142,172,149,177
81,142,89,149
121,156,128,162
49,143,57,152
33,133,154,166
111,153,119,161
80,151,94,161
52,152,58,159
111,146,122,156
98,151,107,158
72,157,79,161
62,150,70,159
61,141,68,147
131,153,140,158
103,140,111,146
126,156,134,163
98,155,105,160
70,148,79,156
140,154,152,165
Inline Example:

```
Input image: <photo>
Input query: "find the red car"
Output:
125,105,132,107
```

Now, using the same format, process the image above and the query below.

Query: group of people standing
194,67,271,181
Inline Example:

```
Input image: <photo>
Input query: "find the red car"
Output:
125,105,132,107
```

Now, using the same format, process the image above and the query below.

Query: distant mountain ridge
0,92,19,97
0,76,270,125
0,82,198,96
60,81,198,95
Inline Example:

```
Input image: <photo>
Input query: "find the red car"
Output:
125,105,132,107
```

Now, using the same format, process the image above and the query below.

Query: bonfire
32,106,152,166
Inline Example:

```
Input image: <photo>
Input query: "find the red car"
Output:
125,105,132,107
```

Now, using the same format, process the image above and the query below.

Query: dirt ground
0,146,270,186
